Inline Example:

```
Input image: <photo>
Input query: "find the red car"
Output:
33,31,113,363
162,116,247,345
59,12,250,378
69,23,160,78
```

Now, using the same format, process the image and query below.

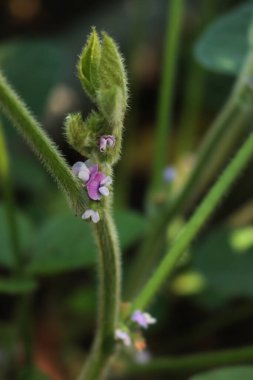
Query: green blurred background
1,1,253,379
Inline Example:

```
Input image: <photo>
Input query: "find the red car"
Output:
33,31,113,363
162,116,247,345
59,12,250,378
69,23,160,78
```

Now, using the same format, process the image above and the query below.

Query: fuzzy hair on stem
0,72,87,216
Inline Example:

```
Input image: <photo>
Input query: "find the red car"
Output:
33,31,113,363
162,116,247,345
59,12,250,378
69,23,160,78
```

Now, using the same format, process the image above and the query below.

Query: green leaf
194,1,253,74
190,366,253,380
0,205,33,269
0,277,37,294
11,152,50,194
78,28,101,100
27,214,96,275
27,210,146,275
115,210,147,249
0,40,65,117
191,226,253,297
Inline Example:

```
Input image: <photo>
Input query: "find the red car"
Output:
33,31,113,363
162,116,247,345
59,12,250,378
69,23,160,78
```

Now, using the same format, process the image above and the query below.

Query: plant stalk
127,345,253,375
0,123,21,268
127,47,253,298
0,72,86,216
77,202,121,380
150,0,184,196
132,131,253,310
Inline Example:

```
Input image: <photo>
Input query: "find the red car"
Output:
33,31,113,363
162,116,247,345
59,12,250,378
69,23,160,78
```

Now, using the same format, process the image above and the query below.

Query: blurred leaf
27,210,146,275
191,226,253,297
171,271,206,296
20,367,50,380
195,1,253,74
0,205,33,269
115,209,147,249
0,277,37,294
31,370,51,380
27,214,96,275
11,153,50,194
193,287,231,310
0,325,17,347
190,366,253,380
0,40,65,117
66,287,96,316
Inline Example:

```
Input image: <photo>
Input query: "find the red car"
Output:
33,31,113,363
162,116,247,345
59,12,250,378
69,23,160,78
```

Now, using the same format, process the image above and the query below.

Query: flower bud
78,27,101,101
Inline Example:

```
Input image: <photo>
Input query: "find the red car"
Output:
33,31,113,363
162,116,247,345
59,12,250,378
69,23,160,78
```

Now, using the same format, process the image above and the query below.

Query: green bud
99,32,128,113
65,111,103,156
96,86,124,127
65,113,85,155
78,27,101,101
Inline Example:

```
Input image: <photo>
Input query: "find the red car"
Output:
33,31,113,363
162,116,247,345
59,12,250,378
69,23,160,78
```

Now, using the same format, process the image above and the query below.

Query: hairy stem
132,132,253,310
150,0,184,195
0,123,21,268
0,72,86,215
77,203,121,380
127,47,253,297
127,345,253,375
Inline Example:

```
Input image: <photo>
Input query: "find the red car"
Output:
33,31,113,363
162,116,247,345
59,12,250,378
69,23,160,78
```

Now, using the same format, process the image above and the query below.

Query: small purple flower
87,171,112,201
72,161,98,183
163,166,177,183
131,310,156,329
99,135,116,152
115,329,131,347
72,161,90,182
82,209,100,223
72,160,112,201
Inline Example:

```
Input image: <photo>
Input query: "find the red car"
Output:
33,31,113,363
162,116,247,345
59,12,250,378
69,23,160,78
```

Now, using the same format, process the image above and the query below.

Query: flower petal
72,161,85,176
99,186,109,196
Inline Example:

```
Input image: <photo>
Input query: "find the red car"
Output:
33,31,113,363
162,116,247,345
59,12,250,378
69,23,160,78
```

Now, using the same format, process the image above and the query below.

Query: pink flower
72,160,98,183
82,209,100,223
131,310,156,329
99,135,115,152
72,160,112,201
87,172,112,200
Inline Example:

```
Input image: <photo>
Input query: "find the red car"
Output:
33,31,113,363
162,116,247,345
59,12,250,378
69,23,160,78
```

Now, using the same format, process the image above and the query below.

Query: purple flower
131,310,156,329
163,166,177,183
82,209,100,223
72,160,112,201
115,329,131,347
87,171,112,201
99,135,116,152
72,161,90,182
72,161,98,183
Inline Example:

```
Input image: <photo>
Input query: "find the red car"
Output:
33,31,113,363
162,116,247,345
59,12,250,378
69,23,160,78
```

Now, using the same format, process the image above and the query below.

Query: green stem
176,62,206,157
126,47,253,297
77,203,121,380
0,72,86,215
132,131,253,310
127,345,253,375
176,0,217,157
0,123,21,268
150,0,184,196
